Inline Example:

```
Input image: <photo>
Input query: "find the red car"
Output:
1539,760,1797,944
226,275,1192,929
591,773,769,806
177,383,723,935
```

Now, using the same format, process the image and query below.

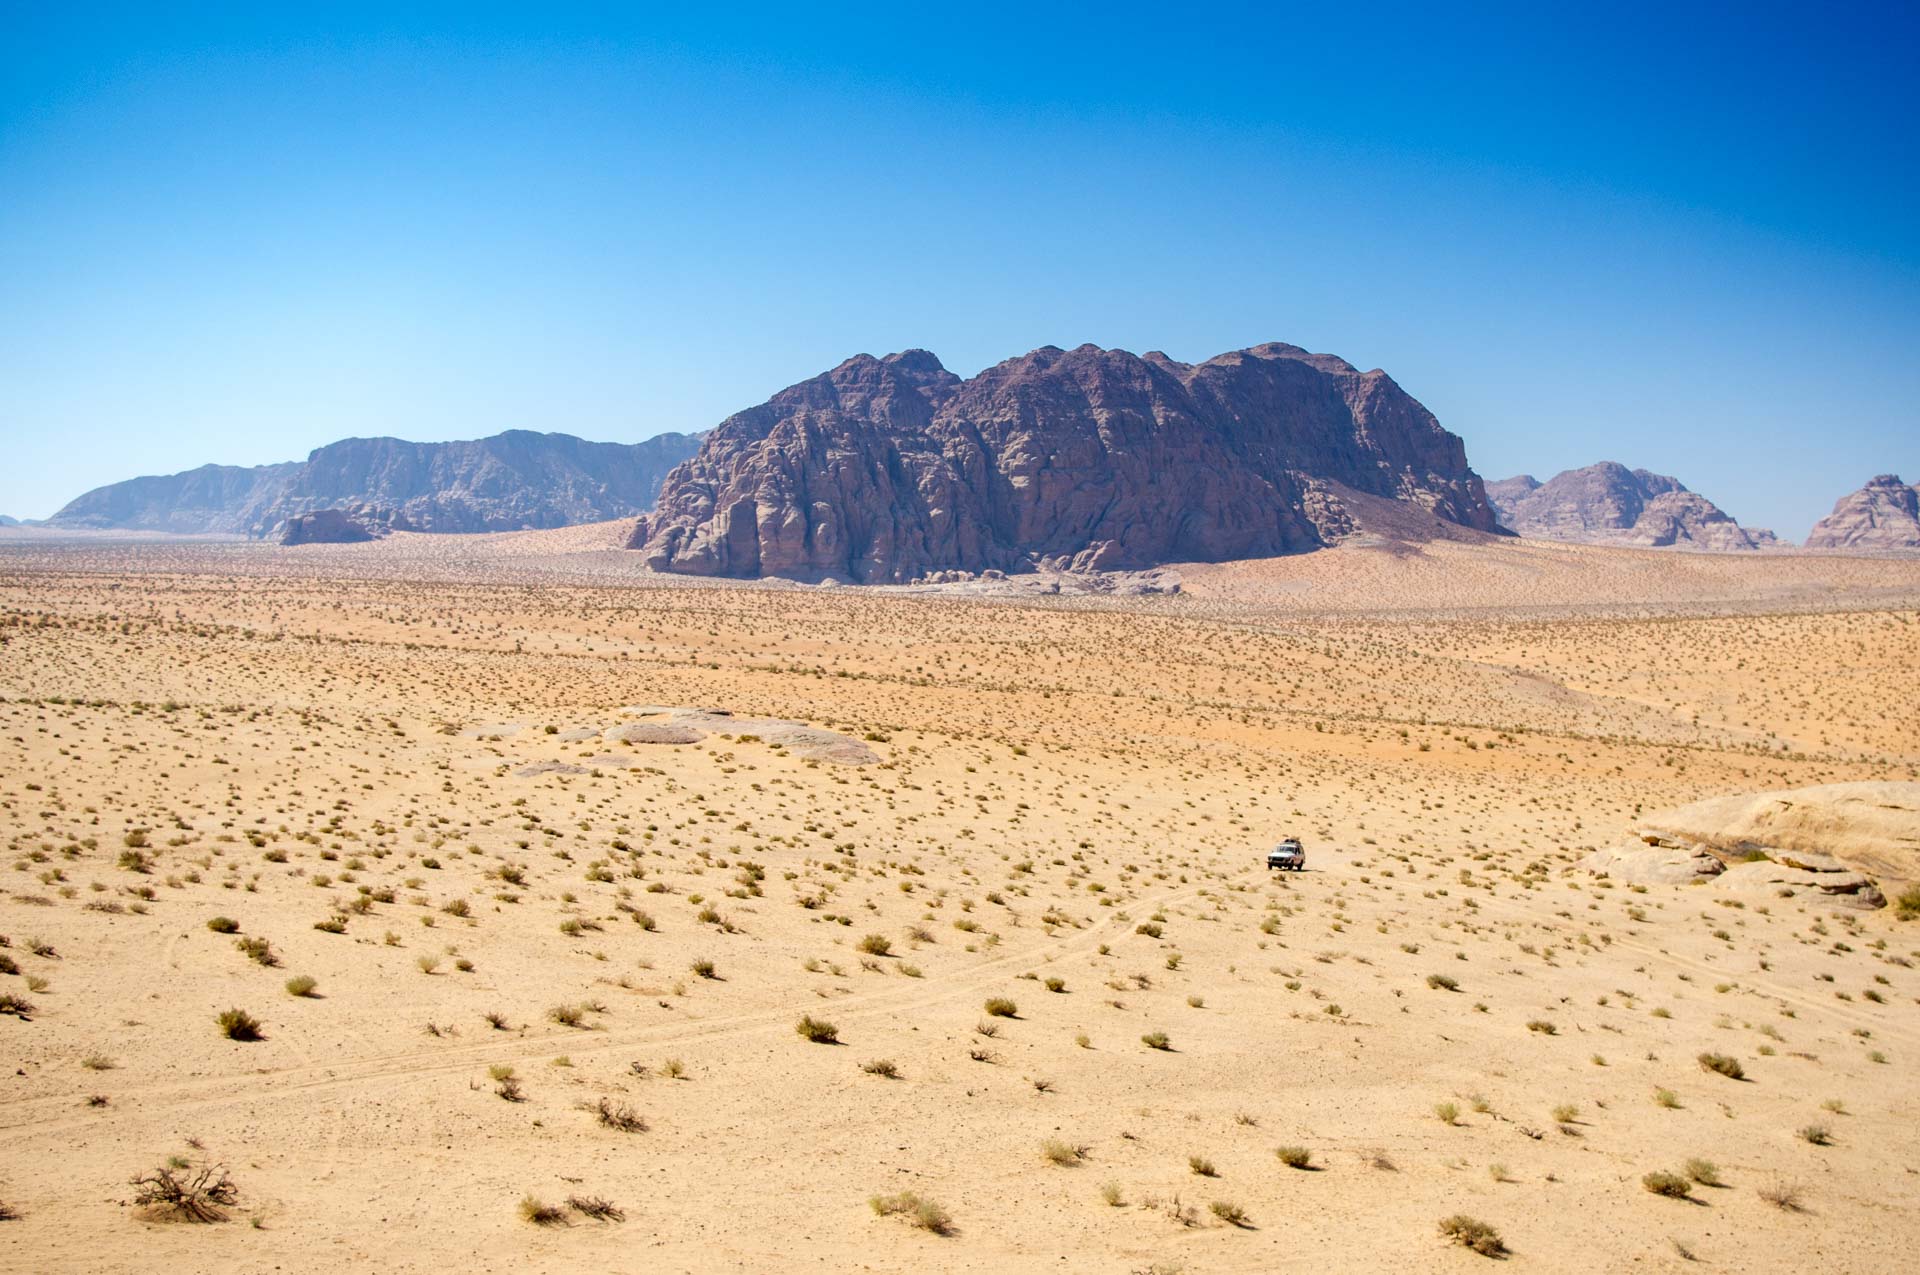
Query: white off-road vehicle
1267,838,1305,871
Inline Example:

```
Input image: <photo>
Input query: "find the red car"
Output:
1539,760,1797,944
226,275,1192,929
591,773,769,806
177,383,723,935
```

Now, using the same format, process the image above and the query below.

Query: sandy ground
1,528,1917,1273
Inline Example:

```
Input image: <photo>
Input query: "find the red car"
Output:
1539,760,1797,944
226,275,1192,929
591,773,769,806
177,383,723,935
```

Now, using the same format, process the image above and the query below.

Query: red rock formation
1804,475,1920,551
1484,463,1778,550
630,343,1500,581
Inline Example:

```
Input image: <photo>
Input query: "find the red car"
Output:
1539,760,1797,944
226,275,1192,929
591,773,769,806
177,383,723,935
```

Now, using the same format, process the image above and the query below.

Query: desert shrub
869,1191,953,1234
1684,1158,1722,1186
490,1064,524,1101
1187,1155,1216,1177
205,917,239,934
593,1098,647,1132
796,1014,839,1043
1141,1031,1172,1050
1435,1101,1461,1125
1526,1019,1556,1035
216,1008,263,1041
547,1003,588,1027
130,1164,238,1223
0,993,35,1017
983,997,1017,1018
1041,1138,1087,1165
861,1059,899,1078
1100,1180,1123,1206
1426,973,1459,991
313,915,347,934
284,975,318,998
519,1195,567,1226
1209,1200,1251,1226
1276,1145,1312,1169
1759,1180,1805,1211
1698,1052,1744,1080
567,1195,623,1221
234,937,277,967
1045,976,1066,993
1438,1214,1506,1256
856,934,892,956
1895,884,1920,921
1654,1087,1681,1108
1797,1123,1832,1146
691,958,717,979
1642,1171,1692,1198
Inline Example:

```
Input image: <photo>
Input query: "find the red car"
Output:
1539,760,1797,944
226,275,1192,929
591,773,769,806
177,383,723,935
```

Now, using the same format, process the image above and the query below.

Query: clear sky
3,2,1916,538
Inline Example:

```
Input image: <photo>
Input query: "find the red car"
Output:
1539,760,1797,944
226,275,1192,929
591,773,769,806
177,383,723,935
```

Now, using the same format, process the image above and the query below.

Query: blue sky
2,2,1916,537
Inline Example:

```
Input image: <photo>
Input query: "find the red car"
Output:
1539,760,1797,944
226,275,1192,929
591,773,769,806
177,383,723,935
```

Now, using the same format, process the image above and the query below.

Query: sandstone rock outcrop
1578,840,1725,885
1636,781,1920,886
630,342,1501,582
278,508,378,545
50,429,702,536
1804,474,1920,551
1485,463,1777,550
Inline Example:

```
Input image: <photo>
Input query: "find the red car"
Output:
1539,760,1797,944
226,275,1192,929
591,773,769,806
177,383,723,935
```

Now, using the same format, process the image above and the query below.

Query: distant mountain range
47,430,703,537
631,342,1503,582
1484,463,1779,550
27,351,1917,568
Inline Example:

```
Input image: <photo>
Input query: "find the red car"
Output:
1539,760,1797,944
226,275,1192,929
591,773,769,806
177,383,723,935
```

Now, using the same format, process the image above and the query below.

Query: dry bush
1439,1214,1506,1256
592,1098,647,1132
216,1008,263,1041
1209,1200,1251,1227
869,1191,953,1235
1758,1180,1805,1211
519,1195,567,1226
1697,1052,1744,1080
1041,1138,1088,1166
795,1014,838,1043
130,1164,238,1222
567,1195,623,1222
1643,1171,1692,1199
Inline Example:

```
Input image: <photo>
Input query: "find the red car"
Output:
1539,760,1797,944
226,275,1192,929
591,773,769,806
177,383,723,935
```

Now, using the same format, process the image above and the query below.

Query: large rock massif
50,429,702,537
629,342,1502,582
1485,462,1778,550
1804,474,1920,552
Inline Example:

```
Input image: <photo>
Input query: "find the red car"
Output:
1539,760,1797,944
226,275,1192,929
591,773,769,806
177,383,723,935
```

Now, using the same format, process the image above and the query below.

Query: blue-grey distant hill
48,429,703,537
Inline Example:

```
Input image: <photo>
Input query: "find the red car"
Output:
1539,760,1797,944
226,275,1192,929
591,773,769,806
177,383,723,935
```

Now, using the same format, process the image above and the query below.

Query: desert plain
1,523,1918,1273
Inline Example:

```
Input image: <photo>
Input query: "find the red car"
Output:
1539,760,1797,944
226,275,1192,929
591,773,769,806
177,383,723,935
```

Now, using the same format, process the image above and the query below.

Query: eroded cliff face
1805,475,1920,551
1485,463,1778,550
630,342,1500,582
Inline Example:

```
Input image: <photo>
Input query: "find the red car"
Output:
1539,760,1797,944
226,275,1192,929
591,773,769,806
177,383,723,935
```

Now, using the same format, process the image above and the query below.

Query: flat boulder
1580,840,1723,885
1710,859,1885,911
604,723,707,745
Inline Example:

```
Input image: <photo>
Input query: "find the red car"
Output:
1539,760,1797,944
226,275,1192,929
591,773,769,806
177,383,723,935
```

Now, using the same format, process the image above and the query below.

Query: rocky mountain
49,430,702,537
1804,474,1920,551
629,342,1502,582
1485,463,1778,550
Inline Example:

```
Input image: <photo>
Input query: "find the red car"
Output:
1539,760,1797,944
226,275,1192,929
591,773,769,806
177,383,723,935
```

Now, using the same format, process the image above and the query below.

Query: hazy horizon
4,4,1916,538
